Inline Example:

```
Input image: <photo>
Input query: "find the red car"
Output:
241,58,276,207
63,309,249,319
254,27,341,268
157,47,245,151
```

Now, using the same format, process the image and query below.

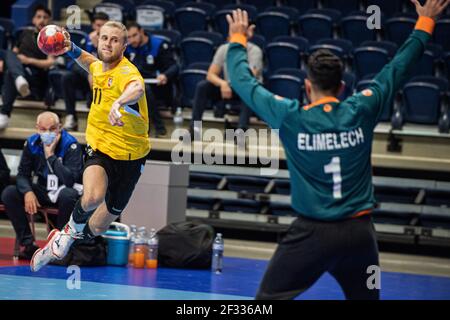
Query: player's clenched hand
412,0,450,20
109,101,124,127
61,28,72,54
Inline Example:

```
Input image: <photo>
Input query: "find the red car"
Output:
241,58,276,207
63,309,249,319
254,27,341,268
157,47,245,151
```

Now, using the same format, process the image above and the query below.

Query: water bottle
211,233,224,274
146,228,158,269
128,225,137,267
173,107,184,129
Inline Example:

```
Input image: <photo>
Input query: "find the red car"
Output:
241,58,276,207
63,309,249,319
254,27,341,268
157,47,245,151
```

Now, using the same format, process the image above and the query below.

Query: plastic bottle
146,228,159,269
211,233,224,274
128,225,137,267
173,107,184,129
133,227,148,268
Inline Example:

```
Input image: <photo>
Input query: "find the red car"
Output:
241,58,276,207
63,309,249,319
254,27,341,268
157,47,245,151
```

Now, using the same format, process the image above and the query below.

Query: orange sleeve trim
415,16,435,35
229,33,248,47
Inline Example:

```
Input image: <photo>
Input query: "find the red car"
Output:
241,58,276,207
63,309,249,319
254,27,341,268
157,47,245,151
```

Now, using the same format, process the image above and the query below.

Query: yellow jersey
87,57,150,160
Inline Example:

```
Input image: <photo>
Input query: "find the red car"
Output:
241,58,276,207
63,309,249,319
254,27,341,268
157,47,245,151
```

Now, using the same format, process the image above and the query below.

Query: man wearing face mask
1,112,83,260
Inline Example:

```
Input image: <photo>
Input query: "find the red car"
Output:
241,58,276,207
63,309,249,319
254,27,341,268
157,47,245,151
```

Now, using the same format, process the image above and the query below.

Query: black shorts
84,146,147,215
256,214,380,300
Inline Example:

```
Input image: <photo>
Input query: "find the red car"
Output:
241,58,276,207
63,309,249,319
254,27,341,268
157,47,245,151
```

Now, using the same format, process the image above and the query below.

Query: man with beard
31,21,150,271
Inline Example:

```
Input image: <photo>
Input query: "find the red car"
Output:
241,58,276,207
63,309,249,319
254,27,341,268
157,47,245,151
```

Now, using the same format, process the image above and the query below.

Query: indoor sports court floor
0,222,449,300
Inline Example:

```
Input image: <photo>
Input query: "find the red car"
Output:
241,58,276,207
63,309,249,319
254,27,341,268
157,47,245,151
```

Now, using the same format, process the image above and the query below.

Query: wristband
67,42,82,59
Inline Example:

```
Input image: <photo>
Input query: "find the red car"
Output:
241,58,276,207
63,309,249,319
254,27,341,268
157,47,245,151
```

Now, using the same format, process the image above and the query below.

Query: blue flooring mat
0,257,449,300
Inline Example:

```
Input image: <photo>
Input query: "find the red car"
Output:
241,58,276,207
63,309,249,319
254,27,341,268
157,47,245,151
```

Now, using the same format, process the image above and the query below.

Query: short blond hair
101,21,128,44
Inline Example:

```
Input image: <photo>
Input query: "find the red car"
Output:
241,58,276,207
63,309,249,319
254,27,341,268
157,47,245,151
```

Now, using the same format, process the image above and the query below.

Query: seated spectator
190,28,263,137
126,22,179,137
0,149,10,197
1,112,83,260
61,12,109,131
0,5,56,130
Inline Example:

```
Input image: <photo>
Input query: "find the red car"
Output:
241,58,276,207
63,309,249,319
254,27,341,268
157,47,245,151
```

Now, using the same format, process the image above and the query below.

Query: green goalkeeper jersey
226,25,432,220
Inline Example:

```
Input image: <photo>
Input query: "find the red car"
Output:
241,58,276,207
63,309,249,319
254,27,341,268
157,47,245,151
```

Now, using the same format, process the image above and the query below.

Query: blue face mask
40,131,57,146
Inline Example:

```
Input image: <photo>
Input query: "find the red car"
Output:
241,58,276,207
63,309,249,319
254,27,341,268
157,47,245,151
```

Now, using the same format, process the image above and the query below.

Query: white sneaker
30,229,59,272
15,75,30,97
0,113,9,130
63,114,78,131
30,218,85,272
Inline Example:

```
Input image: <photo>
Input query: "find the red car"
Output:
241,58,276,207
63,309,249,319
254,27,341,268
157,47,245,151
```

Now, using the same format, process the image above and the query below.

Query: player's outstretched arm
62,29,98,73
108,80,145,127
226,10,299,129
357,0,449,122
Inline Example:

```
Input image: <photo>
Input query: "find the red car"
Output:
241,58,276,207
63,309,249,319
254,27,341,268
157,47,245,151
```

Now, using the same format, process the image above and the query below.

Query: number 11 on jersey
324,157,342,199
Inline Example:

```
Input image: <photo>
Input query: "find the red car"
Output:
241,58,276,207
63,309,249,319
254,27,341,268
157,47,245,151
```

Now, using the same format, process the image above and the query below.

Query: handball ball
37,25,66,56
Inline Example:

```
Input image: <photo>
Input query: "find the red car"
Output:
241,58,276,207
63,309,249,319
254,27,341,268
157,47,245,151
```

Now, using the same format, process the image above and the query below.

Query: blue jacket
16,130,84,194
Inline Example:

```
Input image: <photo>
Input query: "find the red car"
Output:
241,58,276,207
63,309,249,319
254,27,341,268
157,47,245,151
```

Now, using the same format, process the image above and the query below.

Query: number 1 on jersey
324,157,342,199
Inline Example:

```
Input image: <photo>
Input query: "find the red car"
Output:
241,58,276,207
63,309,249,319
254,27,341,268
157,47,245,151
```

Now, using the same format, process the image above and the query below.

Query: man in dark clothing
126,22,179,137
1,112,83,260
0,5,55,130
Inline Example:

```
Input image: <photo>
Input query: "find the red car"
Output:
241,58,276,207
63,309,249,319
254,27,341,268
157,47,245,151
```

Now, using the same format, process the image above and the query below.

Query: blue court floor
0,257,449,300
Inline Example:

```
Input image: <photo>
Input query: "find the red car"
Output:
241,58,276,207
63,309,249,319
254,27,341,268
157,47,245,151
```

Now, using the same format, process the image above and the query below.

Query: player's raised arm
355,0,449,123
62,29,98,73
226,10,299,129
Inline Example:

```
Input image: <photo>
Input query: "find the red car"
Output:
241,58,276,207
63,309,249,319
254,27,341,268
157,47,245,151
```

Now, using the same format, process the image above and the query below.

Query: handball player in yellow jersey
31,21,150,271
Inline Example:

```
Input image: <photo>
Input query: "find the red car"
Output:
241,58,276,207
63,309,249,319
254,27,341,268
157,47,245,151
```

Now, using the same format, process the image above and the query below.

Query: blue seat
273,35,309,53
206,0,237,8
225,176,270,194
284,0,317,13
142,0,176,19
186,62,210,71
317,38,353,57
270,202,295,216
272,179,291,195
0,26,5,49
407,47,440,79
174,7,208,36
341,14,377,46
136,5,165,30
221,199,262,214
48,69,89,102
68,30,88,50
223,4,258,21
249,34,266,50
214,9,234,38
150,29,182,50
0,18,15,48
275,68,307,83
180,37,215,69
360,40,398,57
102,0,135,20
308,43,345,58
187,196,217,211
179,68,208,107
256,12,291,42
445,52,450,79
306,8,341,23
322,0,360,14
182,1,217,16
424,190,450,207
339,72,356,100
356,79,392,121
298,13,333,45
189,172,223,189
266,42,302,74
353,46,390,79
241,0,275,12
385,16,416,47
95,2,125,22
402,80,443,124
265,6,300,22
268,75,303,101
435,18,450,51
366,0,402,18
189,31,224,48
